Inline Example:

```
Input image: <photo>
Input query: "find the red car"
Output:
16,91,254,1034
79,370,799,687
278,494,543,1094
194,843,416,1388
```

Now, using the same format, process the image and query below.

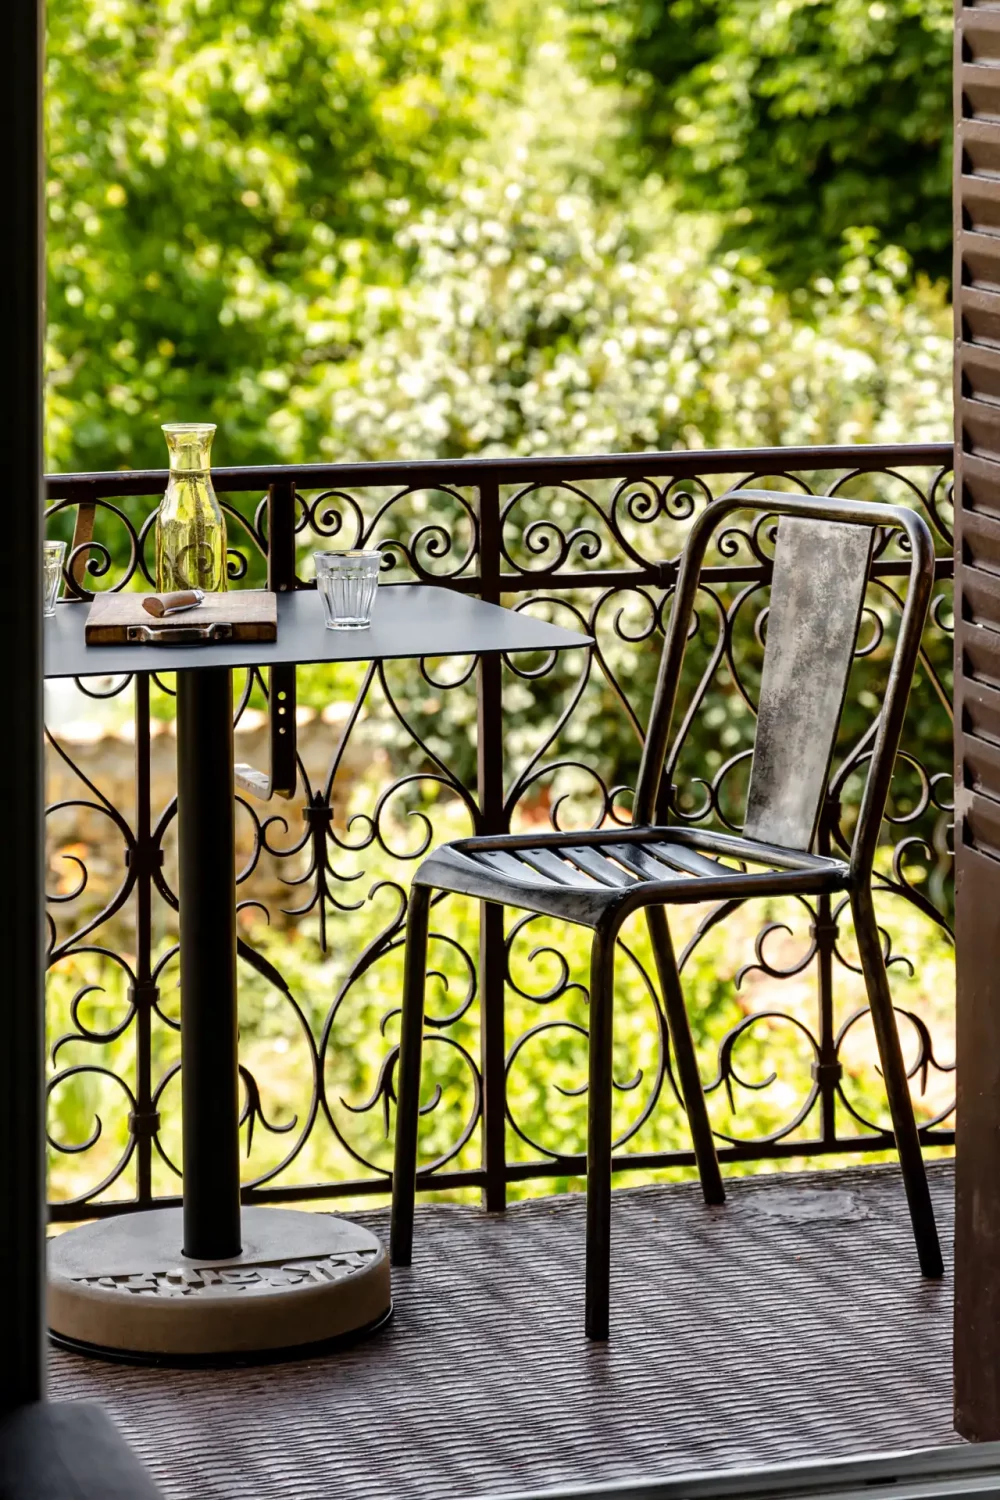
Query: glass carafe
155,423,228,593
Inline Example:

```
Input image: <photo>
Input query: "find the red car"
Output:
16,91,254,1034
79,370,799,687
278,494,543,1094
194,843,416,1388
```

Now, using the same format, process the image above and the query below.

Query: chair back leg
585,919,619,1339
850,887,943,1279
646,906,725,1206
390,882,432,1266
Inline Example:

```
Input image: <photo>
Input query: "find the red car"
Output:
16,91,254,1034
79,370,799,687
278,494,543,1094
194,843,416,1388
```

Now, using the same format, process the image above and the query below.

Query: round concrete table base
48,1206,391,1363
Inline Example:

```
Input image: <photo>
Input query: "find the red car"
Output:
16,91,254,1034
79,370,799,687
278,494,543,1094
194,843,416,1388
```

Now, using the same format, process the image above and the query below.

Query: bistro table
45,584,589,1361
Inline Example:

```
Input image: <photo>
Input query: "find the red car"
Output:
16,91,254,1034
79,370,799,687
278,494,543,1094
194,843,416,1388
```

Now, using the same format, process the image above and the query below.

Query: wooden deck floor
49,1162,959,1499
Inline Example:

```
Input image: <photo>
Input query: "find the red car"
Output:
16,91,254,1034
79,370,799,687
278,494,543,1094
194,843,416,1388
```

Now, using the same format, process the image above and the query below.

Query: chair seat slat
517,847,599,887
604,842,684,882
649,842,731,878
564,846,638,886
473,849,552,885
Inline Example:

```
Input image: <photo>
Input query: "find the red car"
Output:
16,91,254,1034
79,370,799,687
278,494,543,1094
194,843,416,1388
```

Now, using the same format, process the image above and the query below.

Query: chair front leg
390,881,432,1266
585,913,621,1340
646,904,724,1206
851,886,943,1279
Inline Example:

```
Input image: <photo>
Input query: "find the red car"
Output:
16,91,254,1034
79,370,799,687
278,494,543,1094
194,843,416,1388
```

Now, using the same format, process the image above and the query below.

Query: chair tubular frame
390,491,943,1339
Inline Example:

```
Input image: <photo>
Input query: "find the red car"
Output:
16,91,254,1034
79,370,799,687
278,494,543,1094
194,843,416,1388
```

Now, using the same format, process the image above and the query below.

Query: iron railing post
813,890,840,1145
266,478,297,594
67,493,97,593
813,813,842,1144
476,478,508,1213
130,675,159,1204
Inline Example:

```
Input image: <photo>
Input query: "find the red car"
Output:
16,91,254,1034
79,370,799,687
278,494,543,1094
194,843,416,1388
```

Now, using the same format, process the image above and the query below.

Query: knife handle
143,590,203,618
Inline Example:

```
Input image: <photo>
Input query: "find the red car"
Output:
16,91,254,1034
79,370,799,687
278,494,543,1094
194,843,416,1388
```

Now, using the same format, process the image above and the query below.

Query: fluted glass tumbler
314,551,381,630
43,540,66,617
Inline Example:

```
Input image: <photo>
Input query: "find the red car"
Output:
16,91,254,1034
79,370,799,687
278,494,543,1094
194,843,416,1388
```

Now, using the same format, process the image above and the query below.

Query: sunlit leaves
575,0,954,286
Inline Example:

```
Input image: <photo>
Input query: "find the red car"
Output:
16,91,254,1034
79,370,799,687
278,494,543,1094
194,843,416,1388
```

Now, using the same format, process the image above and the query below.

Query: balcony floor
49,1161,958,1499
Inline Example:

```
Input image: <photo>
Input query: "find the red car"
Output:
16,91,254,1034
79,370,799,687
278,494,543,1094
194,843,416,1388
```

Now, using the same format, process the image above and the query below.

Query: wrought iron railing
43,443,955,1220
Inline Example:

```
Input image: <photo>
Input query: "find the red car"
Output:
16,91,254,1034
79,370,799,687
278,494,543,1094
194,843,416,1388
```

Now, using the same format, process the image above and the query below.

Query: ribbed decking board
49,1163,958,1498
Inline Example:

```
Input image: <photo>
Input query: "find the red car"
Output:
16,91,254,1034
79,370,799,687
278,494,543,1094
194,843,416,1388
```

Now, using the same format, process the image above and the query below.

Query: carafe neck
162,422,216,475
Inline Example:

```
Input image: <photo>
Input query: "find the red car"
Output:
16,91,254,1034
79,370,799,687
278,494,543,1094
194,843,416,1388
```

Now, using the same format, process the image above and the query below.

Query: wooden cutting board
86,591,278,645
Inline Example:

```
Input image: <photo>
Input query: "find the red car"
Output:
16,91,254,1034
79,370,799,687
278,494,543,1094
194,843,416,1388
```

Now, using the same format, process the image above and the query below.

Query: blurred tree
575,0,953,288
45,0,526,471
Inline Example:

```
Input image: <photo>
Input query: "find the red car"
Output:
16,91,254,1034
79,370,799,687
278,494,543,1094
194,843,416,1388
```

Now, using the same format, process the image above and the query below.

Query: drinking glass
314,551,381,630
43,540,67,617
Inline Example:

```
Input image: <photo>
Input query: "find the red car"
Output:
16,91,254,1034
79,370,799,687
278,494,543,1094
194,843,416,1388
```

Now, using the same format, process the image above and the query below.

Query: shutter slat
959,286,1000,350
960,395,1000,461
960,450,1000,506
961,730,1000,800
961,507,1000,573
958,229,1000,289
961,675,1000,745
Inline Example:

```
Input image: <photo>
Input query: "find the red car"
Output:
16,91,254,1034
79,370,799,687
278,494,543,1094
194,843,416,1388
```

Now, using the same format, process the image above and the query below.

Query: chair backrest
633,490,935,880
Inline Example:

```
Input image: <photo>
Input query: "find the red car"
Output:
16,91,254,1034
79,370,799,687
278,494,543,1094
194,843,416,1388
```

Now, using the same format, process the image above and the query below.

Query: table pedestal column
48,668,390,1363
177,666,242,1261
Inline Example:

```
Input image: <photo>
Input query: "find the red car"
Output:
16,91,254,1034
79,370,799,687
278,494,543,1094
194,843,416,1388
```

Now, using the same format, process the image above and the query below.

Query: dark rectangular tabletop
44,584,591,679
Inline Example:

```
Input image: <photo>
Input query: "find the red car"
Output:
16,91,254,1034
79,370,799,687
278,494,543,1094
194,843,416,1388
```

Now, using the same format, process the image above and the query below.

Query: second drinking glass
314,551,382,629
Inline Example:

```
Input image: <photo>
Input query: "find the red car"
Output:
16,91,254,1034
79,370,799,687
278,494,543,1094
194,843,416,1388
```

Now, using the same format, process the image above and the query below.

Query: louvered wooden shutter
955,0,1000,1444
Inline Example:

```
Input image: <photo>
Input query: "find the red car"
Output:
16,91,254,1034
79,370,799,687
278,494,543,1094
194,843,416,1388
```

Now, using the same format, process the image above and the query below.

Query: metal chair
390,490,943,1338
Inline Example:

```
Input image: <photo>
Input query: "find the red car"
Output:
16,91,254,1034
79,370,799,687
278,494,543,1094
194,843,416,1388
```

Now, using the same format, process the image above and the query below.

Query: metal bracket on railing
233,481,299,803
127,1108,162,1139
810,914,840,945
234,663,297,802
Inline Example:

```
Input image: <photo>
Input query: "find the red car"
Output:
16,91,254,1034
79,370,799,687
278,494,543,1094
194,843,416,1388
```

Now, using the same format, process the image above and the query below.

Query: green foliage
45,0,528,471
266,22,952,461
575,0,954,287
46,3,952,475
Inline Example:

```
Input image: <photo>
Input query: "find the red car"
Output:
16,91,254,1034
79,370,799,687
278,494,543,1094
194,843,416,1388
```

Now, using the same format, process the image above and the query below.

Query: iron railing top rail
44,441,955,498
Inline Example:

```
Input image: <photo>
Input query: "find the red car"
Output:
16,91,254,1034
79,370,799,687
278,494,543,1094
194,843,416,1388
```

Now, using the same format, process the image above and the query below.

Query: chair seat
414,827,850,928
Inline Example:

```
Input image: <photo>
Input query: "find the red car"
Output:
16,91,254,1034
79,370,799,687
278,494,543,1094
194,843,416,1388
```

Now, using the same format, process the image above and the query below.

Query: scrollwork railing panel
43,444,954,1218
